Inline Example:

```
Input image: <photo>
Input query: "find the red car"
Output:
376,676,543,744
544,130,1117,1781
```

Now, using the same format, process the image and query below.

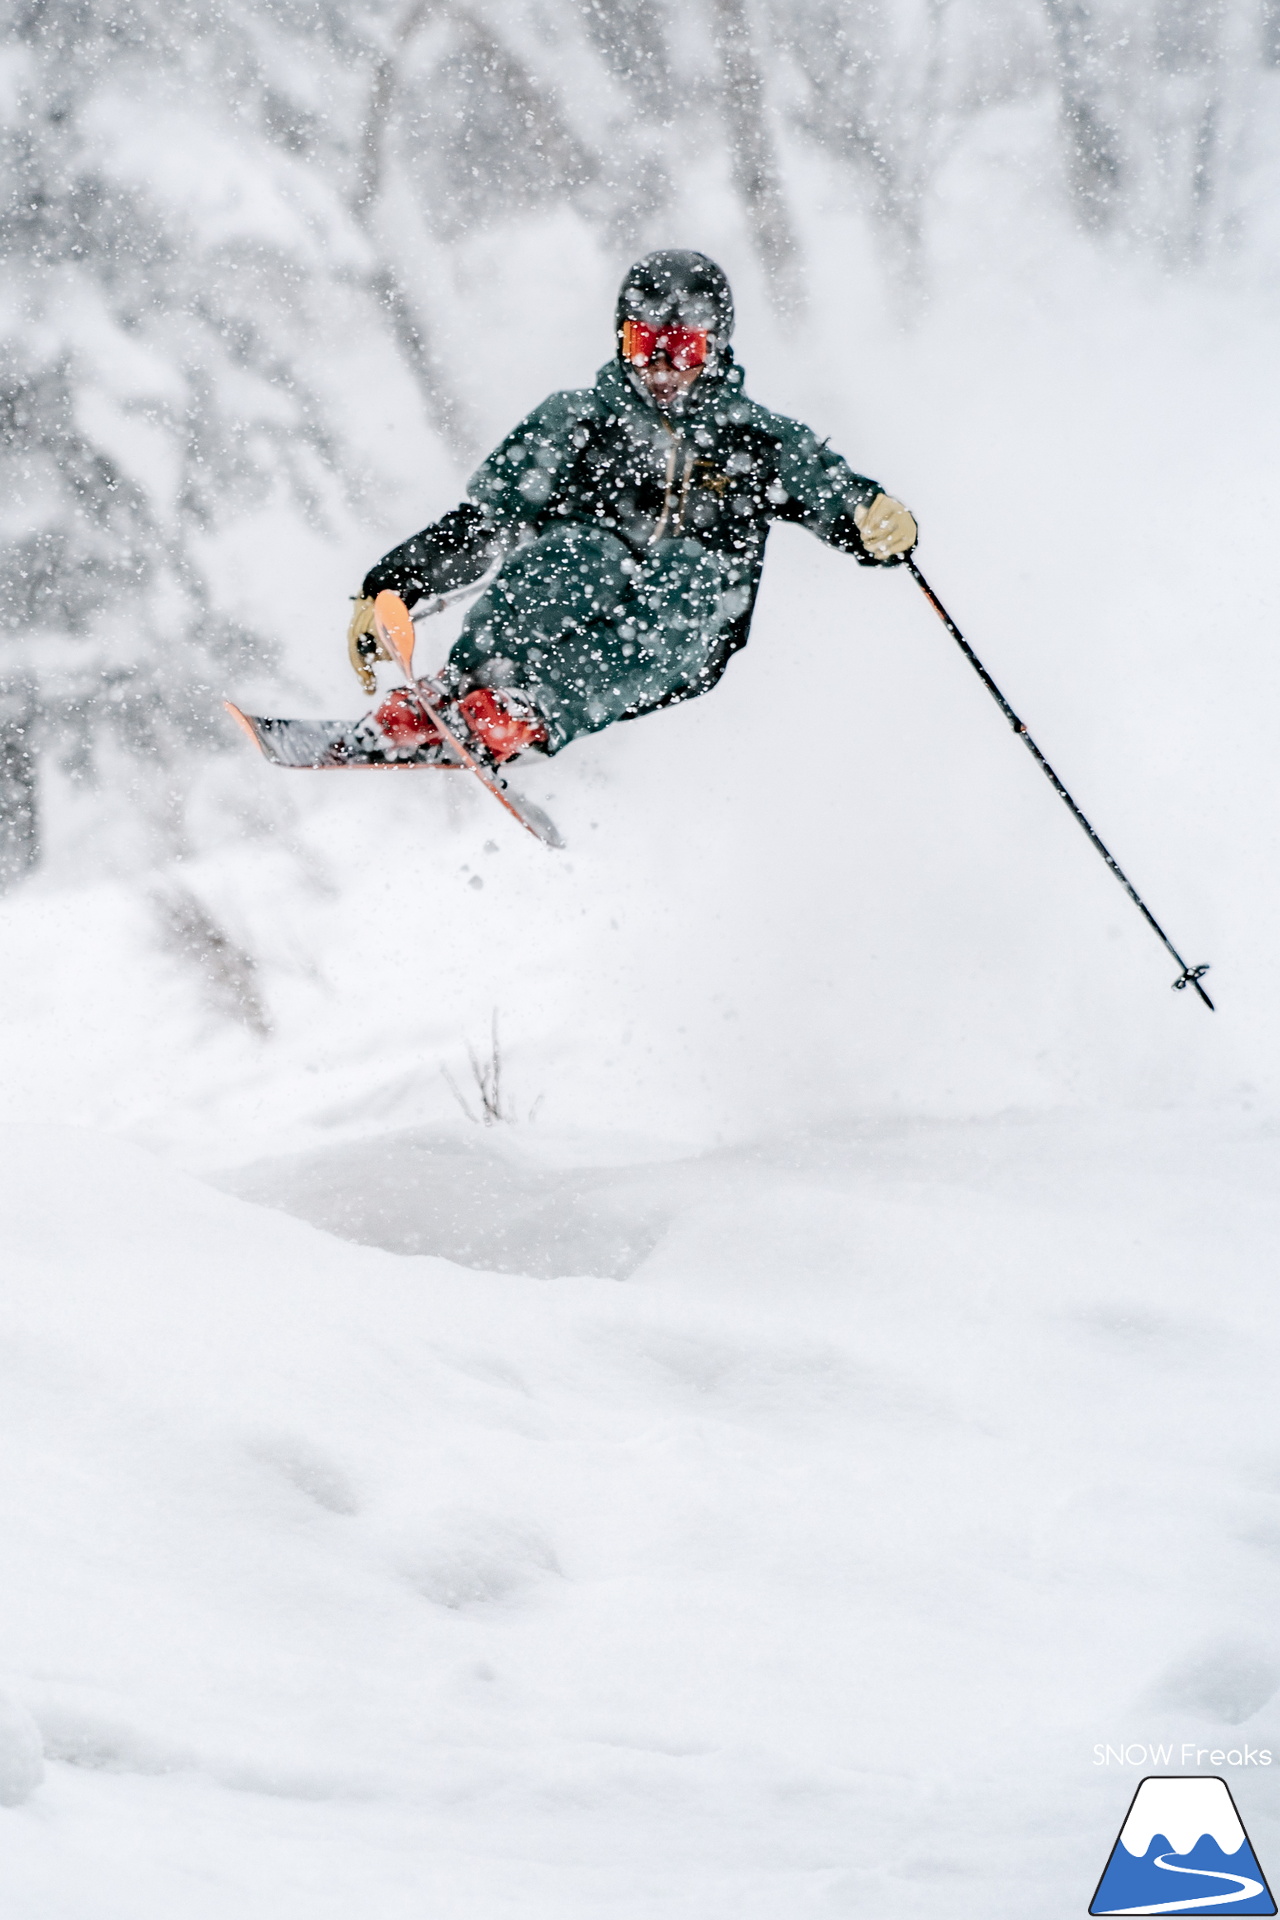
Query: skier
346,249,918,765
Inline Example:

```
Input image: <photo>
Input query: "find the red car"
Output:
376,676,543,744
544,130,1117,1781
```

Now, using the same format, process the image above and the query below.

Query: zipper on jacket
651,421,695,543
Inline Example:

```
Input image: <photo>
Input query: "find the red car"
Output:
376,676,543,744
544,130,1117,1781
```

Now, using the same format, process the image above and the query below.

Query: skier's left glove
347,595,391,695
853,493,917,561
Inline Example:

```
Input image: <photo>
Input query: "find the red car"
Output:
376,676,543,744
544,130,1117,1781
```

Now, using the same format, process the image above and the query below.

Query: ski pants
446,524,753,754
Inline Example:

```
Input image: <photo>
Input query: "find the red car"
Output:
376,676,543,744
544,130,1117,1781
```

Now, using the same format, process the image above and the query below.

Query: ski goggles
621,317,710,371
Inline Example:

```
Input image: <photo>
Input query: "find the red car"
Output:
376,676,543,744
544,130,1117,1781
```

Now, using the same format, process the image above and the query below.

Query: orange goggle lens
621,318,710,371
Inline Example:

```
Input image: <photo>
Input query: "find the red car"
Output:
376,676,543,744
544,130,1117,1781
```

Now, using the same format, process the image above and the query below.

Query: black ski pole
905,555,1214,1011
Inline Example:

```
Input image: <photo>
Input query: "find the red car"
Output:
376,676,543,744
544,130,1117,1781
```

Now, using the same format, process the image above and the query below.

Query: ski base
224,705,456,770
225,704,564,848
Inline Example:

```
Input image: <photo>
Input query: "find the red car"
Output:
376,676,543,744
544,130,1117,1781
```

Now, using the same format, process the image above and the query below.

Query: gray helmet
615,250,734,348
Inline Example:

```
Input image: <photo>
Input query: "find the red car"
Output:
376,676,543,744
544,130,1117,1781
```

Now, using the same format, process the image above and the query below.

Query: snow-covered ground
3,82,1280,1916
4,1110,1280,1918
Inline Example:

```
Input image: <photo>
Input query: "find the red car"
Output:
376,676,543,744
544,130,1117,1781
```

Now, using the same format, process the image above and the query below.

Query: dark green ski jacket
363,355,897,749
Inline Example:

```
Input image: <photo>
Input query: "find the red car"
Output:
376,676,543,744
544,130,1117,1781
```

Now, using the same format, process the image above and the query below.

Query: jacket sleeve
362,388,597,605
466,390,598,529
766,418,899,566
361,502,501,607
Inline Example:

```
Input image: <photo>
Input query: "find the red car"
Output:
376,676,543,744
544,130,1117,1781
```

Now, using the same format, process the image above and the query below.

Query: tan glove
853,492,917,560
347,594,390,695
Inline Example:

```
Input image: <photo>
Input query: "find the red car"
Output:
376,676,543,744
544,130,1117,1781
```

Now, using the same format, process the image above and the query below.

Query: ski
224,702,564,849
395,680,564,848
371,589,564,848
224,704,456,771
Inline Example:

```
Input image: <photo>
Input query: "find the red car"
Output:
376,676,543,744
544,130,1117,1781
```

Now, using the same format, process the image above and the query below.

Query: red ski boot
367,682,547,765
456,687,547,763
370,686,438,757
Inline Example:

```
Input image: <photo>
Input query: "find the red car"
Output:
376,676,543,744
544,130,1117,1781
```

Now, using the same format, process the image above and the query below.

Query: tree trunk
354,0,478,462
1042,0,1123,228
1266,0,1280,66
0,701,38,889
708,0,804,315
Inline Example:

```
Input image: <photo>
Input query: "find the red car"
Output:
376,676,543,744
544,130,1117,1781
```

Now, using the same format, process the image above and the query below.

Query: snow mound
0,1698,43,1808
3,1112,1280,1914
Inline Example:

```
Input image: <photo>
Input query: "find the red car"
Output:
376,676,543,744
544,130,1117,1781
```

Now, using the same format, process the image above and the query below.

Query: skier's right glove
347,594,391,695
853,493,918,561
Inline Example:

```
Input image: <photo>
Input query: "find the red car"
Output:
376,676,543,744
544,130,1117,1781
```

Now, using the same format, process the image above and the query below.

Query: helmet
615,250,734,350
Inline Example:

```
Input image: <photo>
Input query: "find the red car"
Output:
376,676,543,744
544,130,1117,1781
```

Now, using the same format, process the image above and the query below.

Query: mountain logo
1090,1776,1276,1915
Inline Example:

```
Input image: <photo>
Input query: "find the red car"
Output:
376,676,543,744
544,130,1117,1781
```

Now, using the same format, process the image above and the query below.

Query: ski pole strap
905,556,1214,1011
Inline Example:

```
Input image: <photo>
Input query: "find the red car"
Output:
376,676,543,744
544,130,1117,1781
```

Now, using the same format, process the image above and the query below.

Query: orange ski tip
373,589,416,677
224,700,263,751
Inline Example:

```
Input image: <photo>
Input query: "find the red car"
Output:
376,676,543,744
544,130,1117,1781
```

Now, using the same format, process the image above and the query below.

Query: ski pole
905,555,1214,1011
408,576,491,624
